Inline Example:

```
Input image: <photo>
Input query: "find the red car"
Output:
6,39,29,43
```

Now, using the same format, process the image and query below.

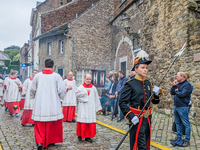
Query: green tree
4,49,19,60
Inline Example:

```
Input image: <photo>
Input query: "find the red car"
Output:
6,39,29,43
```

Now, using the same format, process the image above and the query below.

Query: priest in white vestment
30,59,66,150
21,69,38,126
62,71,77,122
76,73,102,143
3,71,22,117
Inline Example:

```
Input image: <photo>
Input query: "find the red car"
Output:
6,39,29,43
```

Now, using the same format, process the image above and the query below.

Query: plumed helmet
131,50,152,71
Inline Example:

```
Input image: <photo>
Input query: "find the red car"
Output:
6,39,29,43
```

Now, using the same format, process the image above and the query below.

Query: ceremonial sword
115,42,187,150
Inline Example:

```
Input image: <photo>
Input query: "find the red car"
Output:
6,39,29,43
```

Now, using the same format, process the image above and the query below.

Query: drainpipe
64,32,73,71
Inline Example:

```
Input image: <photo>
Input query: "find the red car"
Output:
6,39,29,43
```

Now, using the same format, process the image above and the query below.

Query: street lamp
121,13,139,40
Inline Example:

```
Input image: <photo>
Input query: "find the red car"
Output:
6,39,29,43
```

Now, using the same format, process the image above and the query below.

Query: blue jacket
170,80,192,107
116,76,128,94
108,81,118,96
104,80,112,91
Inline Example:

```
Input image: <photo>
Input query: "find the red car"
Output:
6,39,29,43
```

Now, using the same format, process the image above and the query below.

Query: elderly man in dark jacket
170,72,192,147
115,71,128,122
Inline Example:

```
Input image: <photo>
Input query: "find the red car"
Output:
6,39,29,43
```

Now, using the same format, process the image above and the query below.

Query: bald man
170,72,192,147
76,73,102,143
62,72,77,122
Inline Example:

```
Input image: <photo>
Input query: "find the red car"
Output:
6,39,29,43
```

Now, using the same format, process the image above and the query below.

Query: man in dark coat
119,55,162,150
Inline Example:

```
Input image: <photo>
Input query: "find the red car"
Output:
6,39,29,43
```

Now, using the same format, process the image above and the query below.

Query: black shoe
72,119,76,122
85,138,93,143
78,136,82,142
170,137,178,142
32,124,34,127
182,141,190,147
21,124,25,127
37,144,42,150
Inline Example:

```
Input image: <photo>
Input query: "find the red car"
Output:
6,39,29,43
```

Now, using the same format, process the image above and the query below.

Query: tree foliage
4,49,19,60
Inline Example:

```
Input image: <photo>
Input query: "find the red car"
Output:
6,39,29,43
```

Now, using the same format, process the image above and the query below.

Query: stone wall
111,0,200,124
68,0,114,75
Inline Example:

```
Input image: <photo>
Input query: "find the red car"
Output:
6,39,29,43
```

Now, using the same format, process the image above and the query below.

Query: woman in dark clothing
99,89,110,115
108,74,118,119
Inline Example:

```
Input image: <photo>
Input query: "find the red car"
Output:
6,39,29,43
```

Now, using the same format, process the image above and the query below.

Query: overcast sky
0,0,45,51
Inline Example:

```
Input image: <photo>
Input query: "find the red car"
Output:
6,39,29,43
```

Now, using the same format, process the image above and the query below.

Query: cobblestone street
0,106,200,150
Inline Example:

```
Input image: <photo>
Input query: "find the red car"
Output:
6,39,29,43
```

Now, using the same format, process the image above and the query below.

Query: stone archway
114,36,135,75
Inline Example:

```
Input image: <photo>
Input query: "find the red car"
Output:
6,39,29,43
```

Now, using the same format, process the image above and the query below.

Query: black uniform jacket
119,76,160,121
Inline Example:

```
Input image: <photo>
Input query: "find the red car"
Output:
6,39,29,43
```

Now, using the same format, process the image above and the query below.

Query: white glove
153,86,159,96
131,116,139,125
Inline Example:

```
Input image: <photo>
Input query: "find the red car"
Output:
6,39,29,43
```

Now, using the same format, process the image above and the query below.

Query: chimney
60,0,63,6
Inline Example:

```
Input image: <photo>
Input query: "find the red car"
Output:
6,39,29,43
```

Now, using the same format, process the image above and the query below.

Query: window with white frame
59,40,64,53
76,70,91,86
48,42,52,55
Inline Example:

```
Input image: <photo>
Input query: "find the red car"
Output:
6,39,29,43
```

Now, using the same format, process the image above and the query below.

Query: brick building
31,0,200,124
30,0,73,70
33,0,113,87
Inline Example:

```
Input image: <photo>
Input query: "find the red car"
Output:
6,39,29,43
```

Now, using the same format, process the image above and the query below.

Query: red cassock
62,106,75,121
8,101,19,115
21,110,34,125
19,99,25,109
34,119,63,148
76,122,96,139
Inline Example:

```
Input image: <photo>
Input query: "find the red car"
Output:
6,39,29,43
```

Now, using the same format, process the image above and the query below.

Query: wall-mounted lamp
121,13,139,40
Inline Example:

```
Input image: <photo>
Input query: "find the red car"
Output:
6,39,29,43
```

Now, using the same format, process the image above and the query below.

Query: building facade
31,0,200,124
111,0,200,124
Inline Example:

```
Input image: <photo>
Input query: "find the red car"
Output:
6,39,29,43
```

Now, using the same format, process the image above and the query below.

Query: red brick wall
37,0,70,13
41,0,100,34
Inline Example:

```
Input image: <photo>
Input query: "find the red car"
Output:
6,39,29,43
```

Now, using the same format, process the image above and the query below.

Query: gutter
64,29,73,71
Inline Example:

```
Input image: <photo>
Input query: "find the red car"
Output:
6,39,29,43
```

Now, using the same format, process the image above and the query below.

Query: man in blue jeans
115,71,128,122
170,72,192,147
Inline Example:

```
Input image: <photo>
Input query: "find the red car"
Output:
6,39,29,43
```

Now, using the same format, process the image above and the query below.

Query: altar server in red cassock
21,69,38,126
76,73,102,143
62,71,77,122
30,59,66,150
3,70,22,117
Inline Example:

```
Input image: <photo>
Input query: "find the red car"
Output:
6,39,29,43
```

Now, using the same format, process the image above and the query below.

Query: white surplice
30,72,66,122
4,78,22,102
76,84,102,123
22,78,34,110
62,79,77,106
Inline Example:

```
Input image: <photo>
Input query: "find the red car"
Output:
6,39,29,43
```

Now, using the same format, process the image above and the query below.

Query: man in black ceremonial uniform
119,55,162,150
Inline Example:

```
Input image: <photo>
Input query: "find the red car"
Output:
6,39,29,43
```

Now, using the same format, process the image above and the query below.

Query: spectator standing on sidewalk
116,71,128,122
170,72,192,147
108,74,118,119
